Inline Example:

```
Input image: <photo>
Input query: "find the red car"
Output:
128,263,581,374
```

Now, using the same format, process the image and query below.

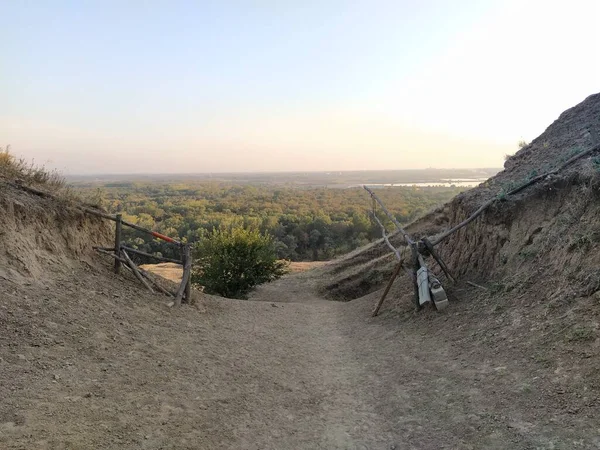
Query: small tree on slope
192,227,289,299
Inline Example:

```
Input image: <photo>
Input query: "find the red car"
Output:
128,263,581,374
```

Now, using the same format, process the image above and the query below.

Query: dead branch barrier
365,128,599,315
366,186,449,315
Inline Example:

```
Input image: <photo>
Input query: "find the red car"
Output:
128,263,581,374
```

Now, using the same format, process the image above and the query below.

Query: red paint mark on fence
151,231,177,244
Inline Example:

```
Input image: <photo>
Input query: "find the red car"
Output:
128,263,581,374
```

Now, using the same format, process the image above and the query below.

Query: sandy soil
287,261,331,273
140,261,331,286
2,260,599,450
140,262,183,283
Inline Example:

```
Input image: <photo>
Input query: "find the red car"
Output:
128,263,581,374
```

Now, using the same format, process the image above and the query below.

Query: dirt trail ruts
254,274,599,450
2,265,597,449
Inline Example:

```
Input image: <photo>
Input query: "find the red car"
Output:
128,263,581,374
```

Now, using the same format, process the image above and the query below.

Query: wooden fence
6,181,193,306
86,209,192,306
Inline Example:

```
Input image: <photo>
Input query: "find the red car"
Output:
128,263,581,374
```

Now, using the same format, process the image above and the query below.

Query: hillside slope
0,182,112,280
322,92,600,301
1,93,599,449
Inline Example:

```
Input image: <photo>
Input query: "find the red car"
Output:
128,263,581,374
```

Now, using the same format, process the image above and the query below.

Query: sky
1,0,599,175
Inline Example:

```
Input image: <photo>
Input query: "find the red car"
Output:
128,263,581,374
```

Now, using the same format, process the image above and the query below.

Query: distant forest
73,181,465,262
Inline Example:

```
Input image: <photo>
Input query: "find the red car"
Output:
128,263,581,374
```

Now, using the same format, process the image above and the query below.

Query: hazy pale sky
2,0,599,174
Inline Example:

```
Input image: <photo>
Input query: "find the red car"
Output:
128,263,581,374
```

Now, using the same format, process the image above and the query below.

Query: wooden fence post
184,244,192,303
411,244,421,309
114,213,122,274
175,244,192,306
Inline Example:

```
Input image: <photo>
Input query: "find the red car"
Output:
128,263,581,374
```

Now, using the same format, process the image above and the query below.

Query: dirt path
2,268,395,449
250,274,598,449
1,266,597,449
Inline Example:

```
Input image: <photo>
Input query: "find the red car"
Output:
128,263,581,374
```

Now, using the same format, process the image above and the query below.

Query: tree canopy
73,181,463,262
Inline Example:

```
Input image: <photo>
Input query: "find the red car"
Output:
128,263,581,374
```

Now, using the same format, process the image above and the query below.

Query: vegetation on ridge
0,145,66,191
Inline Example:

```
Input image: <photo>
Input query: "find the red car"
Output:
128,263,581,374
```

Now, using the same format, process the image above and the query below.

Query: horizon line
66,167,503,178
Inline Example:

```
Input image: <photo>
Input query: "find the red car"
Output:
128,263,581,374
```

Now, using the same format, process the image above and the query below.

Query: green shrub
559,146,583,163
496,180,518,200
518,248,538,259
567,326,595,342
192,227,289,299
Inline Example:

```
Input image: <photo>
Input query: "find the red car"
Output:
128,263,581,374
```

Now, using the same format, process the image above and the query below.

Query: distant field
287,261,330,273
68,168,500,188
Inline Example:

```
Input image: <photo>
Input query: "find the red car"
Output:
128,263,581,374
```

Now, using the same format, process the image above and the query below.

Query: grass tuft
0,145,66,192
567,326,596,342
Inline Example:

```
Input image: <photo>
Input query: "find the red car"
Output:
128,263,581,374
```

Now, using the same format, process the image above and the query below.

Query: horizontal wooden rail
120,245,183,265
82,207,115,221
83,207,182,245
95,246,116,252
149,230,179,244
429,138,600,246
428,198,495,246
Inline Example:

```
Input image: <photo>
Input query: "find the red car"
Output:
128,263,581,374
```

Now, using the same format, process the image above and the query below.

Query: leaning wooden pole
370,211,402,261
94,247,175,297
363,185,414,245
120,245,183,265
95,246,128,264
422,238,455,283
139,270,175,298
410,244,421,309
372,262,403,317
429,133,600,247
122,250,154,293
114,214,122,274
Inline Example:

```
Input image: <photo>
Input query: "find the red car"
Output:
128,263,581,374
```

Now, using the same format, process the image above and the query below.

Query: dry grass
140,262,183,283
0,145,66,192
140,260,330,284
287,261,330,273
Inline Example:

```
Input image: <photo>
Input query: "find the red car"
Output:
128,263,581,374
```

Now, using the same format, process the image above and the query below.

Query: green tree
192,227,289,299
